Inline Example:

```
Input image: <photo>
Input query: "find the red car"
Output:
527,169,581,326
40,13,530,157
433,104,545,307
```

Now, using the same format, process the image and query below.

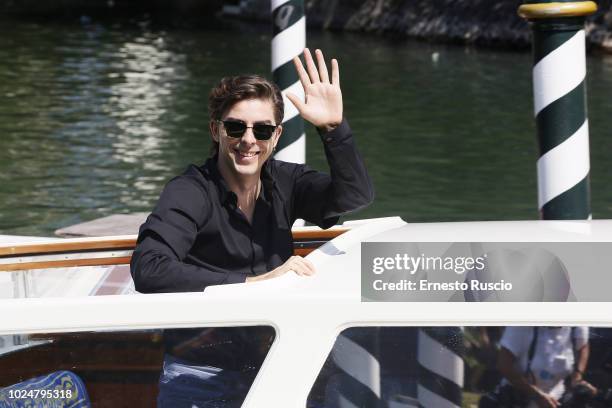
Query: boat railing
0,226,350,272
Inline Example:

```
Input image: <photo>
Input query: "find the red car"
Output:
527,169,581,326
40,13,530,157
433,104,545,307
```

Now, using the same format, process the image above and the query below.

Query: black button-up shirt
131,119,374,294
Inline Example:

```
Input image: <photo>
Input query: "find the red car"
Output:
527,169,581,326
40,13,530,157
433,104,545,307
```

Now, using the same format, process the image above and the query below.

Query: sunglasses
218,120,278,141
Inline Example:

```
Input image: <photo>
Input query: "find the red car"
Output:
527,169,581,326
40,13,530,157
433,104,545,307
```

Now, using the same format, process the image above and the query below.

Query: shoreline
2,0,612,51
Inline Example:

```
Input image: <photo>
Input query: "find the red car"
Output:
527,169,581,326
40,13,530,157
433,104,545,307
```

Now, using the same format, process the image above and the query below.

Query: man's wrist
316,118,351,145
572,369,584,381
317,122,340,133
527,384,545,399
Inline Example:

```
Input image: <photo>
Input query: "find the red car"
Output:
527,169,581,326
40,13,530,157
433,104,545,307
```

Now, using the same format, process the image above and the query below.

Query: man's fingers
303,48,320,83
280,255,316,277
288,256,316,276
293,55,311,89
292,263,312,276
301,257,316,275
294,258,316,276
315,49,329,83
331,58,340,87
292,264,307,276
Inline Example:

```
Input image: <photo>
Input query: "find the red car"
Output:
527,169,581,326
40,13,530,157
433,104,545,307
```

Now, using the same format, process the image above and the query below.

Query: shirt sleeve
573,327,589,350
130,176,246,293
291,119,374,228
500,327,531,359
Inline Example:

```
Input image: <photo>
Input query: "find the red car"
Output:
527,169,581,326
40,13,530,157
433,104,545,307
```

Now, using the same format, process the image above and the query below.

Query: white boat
1,217,611,407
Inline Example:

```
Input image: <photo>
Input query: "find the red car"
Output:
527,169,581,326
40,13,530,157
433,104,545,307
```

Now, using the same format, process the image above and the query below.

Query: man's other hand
533,389,559,408
246,256,316,282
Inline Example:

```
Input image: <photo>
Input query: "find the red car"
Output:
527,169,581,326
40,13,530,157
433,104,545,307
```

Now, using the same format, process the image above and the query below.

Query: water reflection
1,18,612,235
106,35,190,207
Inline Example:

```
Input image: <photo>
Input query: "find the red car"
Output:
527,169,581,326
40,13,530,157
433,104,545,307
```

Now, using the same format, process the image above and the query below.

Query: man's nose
241,127,257,144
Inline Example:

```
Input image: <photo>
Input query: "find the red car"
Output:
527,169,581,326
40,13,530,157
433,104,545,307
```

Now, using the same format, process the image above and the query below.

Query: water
2,16,612,236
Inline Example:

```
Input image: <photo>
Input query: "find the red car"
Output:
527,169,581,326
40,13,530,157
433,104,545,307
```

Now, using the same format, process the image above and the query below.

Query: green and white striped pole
272,0,306,164
518,0,597,219
417,327,463,408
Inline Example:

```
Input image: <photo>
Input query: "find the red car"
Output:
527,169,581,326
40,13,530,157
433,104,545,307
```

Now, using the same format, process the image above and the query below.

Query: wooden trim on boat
292,228,349,240
0,227,350,272
0,257,133,272
0,237,137,257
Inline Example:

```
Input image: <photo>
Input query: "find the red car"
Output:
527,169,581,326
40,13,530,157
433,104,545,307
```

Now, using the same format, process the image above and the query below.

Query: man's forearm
130,236,245,293
502,368,540,398
575,344,590,376
498,348,541,399
321,119,374,213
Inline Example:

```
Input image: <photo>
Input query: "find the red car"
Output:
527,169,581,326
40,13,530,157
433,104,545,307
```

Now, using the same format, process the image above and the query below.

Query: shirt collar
204,155,275,207
260,160,275,205
203,155,235,206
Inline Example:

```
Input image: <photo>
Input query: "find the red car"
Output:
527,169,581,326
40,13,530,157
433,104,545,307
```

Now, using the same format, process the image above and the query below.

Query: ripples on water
1,17,612,236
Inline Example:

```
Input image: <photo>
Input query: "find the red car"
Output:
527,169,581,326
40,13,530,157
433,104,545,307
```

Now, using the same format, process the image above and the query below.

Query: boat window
0,326,275,407
1,265,136,298
307,326,612,408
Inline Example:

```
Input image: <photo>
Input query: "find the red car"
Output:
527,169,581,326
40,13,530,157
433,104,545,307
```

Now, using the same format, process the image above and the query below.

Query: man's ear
209,120,220,143
273,125,282,149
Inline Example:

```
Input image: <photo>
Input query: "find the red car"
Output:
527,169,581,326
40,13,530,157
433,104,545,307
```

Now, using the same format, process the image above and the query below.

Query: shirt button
326,137,332,143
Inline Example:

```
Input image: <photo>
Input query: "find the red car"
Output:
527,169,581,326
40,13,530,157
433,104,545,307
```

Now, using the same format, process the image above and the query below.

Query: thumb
286,92,306,113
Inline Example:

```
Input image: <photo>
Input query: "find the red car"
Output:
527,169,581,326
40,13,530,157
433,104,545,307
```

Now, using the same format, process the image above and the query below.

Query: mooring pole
271,0,306,164
328,330,383,407
417,328,464,408
518,0,597,219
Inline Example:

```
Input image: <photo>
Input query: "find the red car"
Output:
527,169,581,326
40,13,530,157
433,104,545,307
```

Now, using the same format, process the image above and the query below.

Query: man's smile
233,148,260,158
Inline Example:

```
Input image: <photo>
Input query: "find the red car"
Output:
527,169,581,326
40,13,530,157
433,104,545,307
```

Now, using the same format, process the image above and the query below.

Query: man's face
212,98,281,181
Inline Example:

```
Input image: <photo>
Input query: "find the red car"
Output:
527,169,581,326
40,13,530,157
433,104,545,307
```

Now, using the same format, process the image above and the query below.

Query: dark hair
208,75,284,155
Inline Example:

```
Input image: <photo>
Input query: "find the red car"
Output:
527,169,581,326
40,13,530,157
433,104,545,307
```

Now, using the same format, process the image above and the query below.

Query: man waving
131,48,374,407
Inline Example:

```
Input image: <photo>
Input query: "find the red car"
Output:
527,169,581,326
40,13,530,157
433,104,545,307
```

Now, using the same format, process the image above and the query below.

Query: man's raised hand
286,48,343,132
